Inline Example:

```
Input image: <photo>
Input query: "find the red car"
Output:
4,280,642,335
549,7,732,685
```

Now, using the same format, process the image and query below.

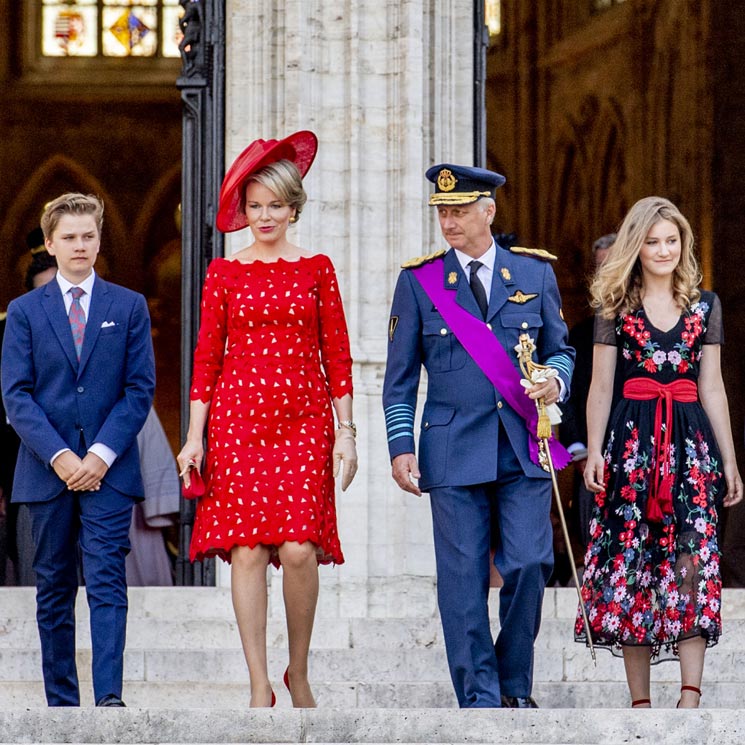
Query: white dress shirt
450,242,567,402
452,242,496,303
50,270,117,469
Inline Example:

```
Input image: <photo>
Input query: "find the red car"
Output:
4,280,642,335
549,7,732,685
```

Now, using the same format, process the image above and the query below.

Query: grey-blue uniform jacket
383,244,574,491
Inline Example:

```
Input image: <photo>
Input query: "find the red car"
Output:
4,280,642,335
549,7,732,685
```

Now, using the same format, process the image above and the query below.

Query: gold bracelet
337,420,357,437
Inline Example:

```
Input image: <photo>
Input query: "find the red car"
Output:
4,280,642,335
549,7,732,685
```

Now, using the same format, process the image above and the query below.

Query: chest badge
500,267,512,281
447,271,458,285
507,290,538,304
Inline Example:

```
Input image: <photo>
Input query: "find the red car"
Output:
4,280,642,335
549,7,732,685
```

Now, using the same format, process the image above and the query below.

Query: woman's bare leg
623,645,652,707
231,544,274,707
677,636,706,708
278,540,319,707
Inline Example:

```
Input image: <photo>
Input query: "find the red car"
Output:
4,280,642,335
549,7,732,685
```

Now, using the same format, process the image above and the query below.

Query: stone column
222,0,474,616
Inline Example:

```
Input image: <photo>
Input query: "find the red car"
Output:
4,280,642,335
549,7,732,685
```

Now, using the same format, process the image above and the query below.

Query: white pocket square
101,321,116,328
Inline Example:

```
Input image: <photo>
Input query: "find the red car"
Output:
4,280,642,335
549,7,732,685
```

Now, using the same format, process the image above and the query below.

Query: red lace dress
189,255,352,567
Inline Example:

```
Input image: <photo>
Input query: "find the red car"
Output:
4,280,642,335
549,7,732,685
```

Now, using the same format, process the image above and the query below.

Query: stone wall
222,0,475,605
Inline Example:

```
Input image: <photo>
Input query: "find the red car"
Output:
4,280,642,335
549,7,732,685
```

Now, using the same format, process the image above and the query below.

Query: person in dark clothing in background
0,234,58,585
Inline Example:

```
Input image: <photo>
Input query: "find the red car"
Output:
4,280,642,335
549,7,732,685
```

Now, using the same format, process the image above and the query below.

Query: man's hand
391,453,422,496
66,452,108,492
525,376,561,406
52,450,84,483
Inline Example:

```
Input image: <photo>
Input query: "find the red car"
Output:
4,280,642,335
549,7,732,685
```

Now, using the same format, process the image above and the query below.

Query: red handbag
181,467,206,499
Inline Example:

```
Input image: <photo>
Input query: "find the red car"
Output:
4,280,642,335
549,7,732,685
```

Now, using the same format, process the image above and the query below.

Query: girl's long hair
590,196,701,319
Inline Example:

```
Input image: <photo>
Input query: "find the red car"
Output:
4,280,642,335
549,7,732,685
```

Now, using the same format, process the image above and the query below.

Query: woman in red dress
178,131,357,708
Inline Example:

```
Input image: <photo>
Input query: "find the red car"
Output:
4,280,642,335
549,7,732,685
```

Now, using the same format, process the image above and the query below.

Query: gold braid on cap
429,191,491,206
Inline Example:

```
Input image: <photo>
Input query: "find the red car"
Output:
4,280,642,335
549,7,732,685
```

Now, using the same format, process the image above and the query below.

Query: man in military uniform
383,164,574,708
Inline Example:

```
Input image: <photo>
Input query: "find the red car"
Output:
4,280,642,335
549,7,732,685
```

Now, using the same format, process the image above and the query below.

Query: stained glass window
485,0,501,40
41,0,184,58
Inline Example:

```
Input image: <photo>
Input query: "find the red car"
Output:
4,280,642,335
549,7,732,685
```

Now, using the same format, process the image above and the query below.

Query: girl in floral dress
576,196,742,709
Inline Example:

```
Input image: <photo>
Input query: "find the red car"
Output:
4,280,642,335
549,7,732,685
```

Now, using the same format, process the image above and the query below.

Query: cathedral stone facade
222,0,476,607
1,1,743,590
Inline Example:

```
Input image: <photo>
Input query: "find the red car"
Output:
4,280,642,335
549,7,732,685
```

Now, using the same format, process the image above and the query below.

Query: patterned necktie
468,260,488,319
68,287,86,360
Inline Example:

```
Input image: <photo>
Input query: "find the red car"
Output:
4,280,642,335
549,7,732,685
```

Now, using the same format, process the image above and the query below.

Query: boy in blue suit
1,193,155,706
383,165,574,708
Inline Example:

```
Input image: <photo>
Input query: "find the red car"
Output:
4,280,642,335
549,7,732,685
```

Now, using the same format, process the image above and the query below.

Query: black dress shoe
96,694,126,707
500,695,538,709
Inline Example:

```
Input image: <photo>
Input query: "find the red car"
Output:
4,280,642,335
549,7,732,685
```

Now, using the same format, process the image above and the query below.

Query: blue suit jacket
383,246,574,491
1,277,155,503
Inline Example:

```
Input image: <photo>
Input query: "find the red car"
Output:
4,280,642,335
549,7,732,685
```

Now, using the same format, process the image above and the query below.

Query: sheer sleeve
593,313,618,346
703,291,724,345
316,255,353,399
190,260,229,403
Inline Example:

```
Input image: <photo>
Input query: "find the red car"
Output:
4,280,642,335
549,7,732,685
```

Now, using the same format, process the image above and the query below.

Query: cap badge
500,267,511,281
447,271,458,285
437,169,457,192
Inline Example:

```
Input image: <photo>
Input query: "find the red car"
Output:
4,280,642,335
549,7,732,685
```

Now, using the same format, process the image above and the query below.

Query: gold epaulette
401,249,447,269
0,311,7,321
509,246,557,262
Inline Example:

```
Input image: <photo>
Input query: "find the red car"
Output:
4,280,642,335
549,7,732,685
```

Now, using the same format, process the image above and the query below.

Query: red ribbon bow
622,377,698,522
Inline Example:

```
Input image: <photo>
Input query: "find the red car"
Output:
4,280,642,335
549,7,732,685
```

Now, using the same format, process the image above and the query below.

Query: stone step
1,680,744,710
4,612,745,654
2,645,745,687
3,587,745,621
1,707,744,744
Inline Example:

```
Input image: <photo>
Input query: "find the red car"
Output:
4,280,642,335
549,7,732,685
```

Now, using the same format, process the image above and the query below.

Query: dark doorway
0,0,184,585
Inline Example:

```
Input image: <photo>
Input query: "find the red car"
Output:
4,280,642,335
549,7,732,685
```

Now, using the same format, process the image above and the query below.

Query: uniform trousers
26,484,133,706
429,424,553,707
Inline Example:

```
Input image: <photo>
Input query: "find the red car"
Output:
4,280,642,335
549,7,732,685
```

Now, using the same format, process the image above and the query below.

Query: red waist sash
622,377,698,522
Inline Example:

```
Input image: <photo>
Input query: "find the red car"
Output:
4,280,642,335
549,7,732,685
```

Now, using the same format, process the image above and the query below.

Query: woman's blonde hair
590,196,701,319
242,159,308,222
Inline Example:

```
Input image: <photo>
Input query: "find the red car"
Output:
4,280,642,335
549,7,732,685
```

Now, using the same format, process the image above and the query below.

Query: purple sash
412,259,571,471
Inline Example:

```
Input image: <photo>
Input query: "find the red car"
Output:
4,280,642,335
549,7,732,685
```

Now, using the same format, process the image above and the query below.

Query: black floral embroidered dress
575,291,724,660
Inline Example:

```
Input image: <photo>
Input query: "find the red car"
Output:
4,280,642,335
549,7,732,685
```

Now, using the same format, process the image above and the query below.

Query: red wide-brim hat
215,130,318,233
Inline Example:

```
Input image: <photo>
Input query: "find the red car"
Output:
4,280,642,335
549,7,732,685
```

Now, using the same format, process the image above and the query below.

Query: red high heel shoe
283,666,316,708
